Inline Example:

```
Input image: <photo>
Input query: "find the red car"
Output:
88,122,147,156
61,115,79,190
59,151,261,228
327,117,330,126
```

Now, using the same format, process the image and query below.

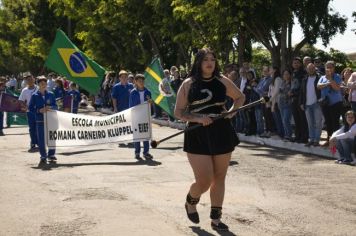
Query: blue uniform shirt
129,87,151,108
29,90,58,122
53,86,65,100
111,82,134,112
318,73,343,106
66,89,81,113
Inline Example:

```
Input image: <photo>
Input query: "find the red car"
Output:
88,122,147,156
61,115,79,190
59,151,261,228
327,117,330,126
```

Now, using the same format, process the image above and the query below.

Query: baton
150,97,266,148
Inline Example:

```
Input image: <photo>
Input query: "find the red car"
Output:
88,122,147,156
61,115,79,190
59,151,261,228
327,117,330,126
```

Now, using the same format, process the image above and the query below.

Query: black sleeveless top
187,76,226,115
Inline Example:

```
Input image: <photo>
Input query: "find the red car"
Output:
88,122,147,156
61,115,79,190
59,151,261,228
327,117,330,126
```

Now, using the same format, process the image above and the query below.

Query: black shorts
183,118,239,155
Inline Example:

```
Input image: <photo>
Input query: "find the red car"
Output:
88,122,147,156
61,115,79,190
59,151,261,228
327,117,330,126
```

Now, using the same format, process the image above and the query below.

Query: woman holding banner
174,48,245,231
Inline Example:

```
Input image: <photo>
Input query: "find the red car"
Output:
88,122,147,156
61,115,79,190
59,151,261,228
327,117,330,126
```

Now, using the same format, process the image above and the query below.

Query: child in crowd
66,82,81,113
129,74,153,160
28,77,58,165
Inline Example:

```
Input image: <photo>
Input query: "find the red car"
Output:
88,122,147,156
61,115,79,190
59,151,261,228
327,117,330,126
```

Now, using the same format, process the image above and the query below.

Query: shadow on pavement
189,226,237,236
58,149,110,156
229,161,239,166
31,159,162,171
152,146,182,150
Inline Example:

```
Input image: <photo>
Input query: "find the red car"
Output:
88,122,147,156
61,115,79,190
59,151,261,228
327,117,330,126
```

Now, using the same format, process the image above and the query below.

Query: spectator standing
111,70,134,113
244,71,258,135
291,57,308,143
6,76,17,91
347,72,356,112
170,68,182,93
129,74,153,160
18,72,38,152
329,110,356,165
340,68,353,121
47,73,56,92
254,66,273,137
278,70,293,141
314,57,325,75
242,61,256,78
303,56,312,69
300,63,322,146
268,67,284,138
317,61,343,146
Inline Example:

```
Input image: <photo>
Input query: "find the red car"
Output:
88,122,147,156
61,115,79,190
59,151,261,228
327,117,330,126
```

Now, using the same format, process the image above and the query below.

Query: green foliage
0,0,352,75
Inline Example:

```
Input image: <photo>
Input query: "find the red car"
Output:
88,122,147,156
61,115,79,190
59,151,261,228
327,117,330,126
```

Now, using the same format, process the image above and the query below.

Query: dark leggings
321,102,343,138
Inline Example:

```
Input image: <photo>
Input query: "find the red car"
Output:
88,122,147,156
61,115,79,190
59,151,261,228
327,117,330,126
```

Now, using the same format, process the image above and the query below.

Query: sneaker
340,160,354,165
335,159,344,164
0,130,4,136
305,141,314,147
321,141,329,147
135,153,141,160
48,156,57,162
143,153,153,159
28,146,39,153
39,158,47,165
313,142,320,147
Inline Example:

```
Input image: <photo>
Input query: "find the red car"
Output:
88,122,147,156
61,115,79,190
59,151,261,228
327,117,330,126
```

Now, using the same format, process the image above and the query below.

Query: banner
0,92,26,112
45,103,152,148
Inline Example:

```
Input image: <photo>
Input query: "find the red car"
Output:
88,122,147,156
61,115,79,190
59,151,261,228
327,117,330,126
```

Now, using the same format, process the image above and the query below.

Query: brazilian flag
45,29,106,95
144,58,176,118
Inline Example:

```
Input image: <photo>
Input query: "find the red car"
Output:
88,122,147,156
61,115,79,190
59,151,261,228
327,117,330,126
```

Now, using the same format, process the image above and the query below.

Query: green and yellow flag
144,58,176,118
45,29,106,95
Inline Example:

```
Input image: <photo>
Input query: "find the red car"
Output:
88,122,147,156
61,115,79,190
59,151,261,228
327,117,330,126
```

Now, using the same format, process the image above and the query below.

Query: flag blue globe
69,52,87,73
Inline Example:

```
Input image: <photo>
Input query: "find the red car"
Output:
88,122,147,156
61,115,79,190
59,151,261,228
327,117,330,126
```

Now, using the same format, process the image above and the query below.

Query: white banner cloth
45,103,151,148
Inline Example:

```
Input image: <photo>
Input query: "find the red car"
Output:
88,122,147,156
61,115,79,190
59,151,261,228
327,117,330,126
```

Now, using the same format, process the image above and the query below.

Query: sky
292,0,356,53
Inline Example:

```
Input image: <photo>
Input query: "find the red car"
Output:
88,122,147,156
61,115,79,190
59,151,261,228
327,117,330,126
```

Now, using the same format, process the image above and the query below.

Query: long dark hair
272,66,281,85
344,110,356,132
188,48,221,81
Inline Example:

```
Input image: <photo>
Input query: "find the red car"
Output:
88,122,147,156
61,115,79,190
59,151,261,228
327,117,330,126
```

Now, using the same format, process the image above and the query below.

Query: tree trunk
271,48,281,69
280,23,287,71
237,30,246,67
148,32,162,64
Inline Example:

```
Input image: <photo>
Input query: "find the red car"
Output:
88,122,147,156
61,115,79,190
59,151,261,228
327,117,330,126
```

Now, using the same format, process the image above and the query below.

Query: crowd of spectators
2,56,355,164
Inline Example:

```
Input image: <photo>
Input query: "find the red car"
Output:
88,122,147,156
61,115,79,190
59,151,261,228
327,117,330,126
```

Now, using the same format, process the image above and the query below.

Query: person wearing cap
111,70,134,113
129,74,153,160
19,72,39,152
28,76,58,165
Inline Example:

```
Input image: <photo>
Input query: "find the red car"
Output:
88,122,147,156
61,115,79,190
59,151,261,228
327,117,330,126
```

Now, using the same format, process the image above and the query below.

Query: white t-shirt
240,77,247,92
19,86,38,106
139,91,145,104
47,79,55,92
306,76,317,106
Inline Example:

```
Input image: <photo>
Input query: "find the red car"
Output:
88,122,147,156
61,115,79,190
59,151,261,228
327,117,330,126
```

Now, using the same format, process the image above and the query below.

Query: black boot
185,193,200,224
210,207,229,231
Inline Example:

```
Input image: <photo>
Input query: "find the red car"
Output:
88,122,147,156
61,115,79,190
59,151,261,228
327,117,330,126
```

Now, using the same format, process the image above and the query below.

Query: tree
241,0,347,70
0,0,67,74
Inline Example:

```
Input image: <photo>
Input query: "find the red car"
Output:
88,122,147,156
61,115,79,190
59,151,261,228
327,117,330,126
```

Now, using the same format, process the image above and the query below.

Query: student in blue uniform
66,82,81,113
29,77,58,165
53,78,65,100
129,74,153,160
111,70,134,113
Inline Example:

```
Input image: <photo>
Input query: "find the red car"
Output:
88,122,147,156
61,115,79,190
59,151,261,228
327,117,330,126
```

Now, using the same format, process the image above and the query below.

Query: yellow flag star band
154,94,164,104
145,67,162,83
57,48,98,78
